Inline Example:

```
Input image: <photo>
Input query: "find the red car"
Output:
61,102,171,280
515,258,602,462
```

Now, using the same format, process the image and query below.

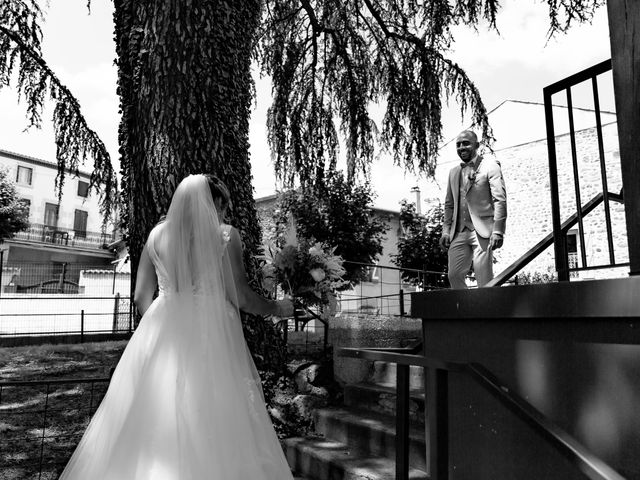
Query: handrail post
426,367,449,480
396,363,410,480
80,309,85,343
112,293,120,333
544,88,570,281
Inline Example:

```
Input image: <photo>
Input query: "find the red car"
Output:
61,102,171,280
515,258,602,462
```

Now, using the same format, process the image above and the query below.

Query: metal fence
0,295,133,338
338,261,447,316
0,376,110,479
1,262,130,297
544,58,629,281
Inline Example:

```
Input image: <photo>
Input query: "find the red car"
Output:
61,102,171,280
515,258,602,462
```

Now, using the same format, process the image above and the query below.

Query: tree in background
392,200,449,289
0,168,29,241
0,0,605,375
260,0,603,189
273,171,387,285
0,1,117,221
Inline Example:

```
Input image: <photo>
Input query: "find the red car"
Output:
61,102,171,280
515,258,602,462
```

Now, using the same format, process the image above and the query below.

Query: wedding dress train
60,221,294,479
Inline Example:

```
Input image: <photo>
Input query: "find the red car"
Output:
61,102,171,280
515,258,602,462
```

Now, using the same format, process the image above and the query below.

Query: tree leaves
0,167,29,241
392,200,449,289
259,0,604,189
0,0,117,223
274,171,388,284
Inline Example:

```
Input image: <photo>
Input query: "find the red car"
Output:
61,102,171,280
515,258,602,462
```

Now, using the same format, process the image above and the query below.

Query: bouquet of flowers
261,239,348,317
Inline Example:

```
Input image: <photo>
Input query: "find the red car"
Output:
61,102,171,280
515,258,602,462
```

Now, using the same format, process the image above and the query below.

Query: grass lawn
0,341,127,480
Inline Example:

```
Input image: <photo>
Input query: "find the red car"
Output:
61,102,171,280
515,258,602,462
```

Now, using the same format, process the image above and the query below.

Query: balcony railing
12,223,116,251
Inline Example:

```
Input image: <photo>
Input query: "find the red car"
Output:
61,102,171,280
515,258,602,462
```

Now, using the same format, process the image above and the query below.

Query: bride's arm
134,245,158,316
226,226,293,317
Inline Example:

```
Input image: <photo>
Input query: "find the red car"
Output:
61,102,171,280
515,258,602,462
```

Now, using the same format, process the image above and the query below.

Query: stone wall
493,122,628,279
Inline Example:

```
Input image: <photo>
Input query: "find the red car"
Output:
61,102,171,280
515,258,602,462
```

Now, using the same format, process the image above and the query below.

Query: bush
392,200,449,289
273,171,388,285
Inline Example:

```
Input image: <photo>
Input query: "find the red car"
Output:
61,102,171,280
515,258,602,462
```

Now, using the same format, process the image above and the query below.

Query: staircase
285,360,429,480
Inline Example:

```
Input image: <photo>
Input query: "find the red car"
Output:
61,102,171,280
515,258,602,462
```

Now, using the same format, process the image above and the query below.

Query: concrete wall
0,294,131,336
328,313,422,385
79,271,131,296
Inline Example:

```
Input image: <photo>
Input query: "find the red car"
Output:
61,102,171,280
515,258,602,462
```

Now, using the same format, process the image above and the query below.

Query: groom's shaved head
458,130,478,142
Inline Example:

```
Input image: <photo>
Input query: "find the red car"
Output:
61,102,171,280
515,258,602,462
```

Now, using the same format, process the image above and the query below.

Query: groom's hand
489,233,503,250
439,234,451,250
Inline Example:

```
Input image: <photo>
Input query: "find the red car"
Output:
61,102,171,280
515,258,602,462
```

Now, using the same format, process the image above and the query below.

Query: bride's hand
275,298,294,317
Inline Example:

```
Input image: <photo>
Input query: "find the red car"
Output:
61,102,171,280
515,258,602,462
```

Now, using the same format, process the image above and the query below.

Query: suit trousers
447,229,493,289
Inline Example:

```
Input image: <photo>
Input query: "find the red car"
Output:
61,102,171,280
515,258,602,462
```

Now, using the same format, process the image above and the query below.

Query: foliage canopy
273,171,388,284
259,0,604,189
0,0,117,222
392,199,449,289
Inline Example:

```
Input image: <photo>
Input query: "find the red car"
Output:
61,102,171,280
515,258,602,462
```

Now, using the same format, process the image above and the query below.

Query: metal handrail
543,59,615,281
488,191,623,287
11,222,117,250
344,260,446,276
338,345,626,480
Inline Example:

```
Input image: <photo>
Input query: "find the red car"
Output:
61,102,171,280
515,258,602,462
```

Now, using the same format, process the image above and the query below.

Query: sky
0,0,613,211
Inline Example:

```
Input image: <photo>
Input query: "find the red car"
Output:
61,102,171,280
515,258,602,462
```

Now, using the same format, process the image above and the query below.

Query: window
74,210,88,238
77,180,89,198
16,166,33,186
566,231,580,279
567,232,578,269
44,203,59,227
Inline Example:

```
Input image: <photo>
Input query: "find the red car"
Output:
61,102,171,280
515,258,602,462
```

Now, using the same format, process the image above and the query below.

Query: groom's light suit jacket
443,155,507,240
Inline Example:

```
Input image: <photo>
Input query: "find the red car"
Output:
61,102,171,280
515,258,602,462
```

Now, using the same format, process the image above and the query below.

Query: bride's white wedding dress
60,178,294,479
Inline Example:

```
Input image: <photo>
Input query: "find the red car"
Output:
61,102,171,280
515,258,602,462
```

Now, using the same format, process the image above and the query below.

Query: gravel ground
0,341,127,480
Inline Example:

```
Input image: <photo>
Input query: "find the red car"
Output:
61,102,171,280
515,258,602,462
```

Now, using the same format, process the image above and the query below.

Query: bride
59,174,295,479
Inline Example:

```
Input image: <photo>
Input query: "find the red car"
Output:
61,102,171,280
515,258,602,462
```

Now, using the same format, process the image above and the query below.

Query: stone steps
370,361,425,390
344,382,425,424
284,436,428,480
314,407,427,471
285,344,430,479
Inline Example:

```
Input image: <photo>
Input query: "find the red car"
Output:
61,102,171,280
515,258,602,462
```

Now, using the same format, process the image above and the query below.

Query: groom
439,130,507,289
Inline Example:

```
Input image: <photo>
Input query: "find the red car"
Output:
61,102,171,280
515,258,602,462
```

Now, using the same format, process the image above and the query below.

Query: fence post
112,293,120,333
80,309,85,343
380,267,384,314
396,363,410,480
0,249,4,298
59,262,67,294
112,265,117,295
399,289,405,316
128,301,133,333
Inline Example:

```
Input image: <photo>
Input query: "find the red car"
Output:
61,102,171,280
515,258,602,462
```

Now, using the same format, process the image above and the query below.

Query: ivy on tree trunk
113,0,286,375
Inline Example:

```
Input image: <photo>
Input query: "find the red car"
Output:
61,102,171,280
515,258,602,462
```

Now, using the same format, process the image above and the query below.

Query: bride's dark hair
204,174,230,213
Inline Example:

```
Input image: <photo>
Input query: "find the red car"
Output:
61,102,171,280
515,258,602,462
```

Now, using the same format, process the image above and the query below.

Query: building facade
0,148,119,292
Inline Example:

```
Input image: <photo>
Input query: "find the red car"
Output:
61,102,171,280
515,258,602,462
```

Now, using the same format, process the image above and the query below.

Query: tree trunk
113,0,286,376
607,0,640,275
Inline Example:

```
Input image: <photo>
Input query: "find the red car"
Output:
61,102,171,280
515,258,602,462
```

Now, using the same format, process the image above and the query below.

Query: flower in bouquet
260,240,347,317
309,268,326,282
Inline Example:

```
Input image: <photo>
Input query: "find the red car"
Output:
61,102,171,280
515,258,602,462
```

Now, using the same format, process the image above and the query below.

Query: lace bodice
147,224,232,295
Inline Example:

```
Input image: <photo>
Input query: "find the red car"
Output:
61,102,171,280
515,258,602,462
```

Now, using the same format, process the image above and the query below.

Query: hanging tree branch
260,0,604,190
0,1,117,222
